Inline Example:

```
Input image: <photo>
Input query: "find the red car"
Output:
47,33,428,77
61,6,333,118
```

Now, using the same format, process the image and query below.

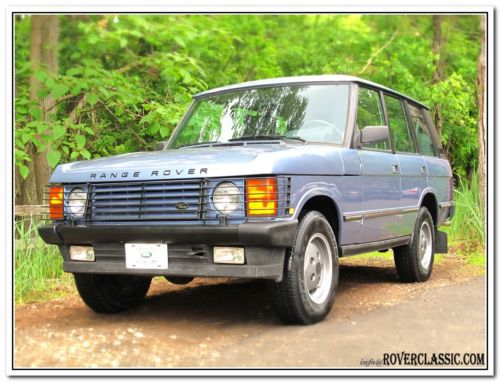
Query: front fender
292,187,342,221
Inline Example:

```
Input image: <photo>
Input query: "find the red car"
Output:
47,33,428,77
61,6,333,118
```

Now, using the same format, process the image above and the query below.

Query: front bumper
39,220,298,247
38,220,298,281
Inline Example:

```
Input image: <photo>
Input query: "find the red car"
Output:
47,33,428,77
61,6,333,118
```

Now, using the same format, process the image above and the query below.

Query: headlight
67,187,87,219
212,182,240,214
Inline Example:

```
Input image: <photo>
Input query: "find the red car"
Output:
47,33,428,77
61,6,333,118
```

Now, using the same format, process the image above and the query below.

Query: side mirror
360,125,389,145
156,141,168,151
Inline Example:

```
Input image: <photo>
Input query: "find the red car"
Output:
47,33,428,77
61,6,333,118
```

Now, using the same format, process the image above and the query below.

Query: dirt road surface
14,255,486,369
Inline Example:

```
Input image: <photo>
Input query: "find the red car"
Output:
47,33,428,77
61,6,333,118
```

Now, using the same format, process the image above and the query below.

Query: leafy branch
359,28,399,74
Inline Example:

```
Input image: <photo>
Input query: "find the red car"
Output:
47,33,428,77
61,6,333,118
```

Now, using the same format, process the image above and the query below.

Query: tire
267,211,339,325
165,276,194,285
393,207,435,282
73,273,152,314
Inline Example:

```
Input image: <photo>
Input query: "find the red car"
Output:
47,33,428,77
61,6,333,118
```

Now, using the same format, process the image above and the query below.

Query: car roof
194,75,429,109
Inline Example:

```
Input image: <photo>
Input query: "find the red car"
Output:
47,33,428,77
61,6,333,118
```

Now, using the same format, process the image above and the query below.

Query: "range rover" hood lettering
90,168,208,180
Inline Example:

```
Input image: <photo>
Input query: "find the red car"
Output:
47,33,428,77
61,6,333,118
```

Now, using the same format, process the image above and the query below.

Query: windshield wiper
177,141,220,149
229,135,305,143
177,135,305,149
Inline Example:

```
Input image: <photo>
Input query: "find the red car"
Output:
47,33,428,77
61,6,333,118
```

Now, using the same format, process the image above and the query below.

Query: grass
14,217,70,304
465,251,486,266
341,250,450,267
443,173,486,268
446,172,485,246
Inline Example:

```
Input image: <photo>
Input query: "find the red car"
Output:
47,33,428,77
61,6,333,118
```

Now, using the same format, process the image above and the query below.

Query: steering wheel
301,119,344,141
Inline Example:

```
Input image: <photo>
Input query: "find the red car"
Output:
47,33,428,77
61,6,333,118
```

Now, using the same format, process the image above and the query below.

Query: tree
18,15,59,204
477,16,486,208
14,15,482,197
432,15,444,138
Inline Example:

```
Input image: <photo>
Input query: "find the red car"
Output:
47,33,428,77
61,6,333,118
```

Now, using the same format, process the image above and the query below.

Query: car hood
50,143,352,183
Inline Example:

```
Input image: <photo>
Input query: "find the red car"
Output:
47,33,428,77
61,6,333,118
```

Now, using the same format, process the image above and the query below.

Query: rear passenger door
383,94,427,236
406,103,450,219
356,87,401,242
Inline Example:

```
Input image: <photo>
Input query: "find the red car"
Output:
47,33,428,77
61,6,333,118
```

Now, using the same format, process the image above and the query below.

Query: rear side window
384,95,415,153
407,103,436,156
356,87,389,151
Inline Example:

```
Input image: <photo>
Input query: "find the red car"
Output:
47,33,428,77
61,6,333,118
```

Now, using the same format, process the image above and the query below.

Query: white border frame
2,4,495,378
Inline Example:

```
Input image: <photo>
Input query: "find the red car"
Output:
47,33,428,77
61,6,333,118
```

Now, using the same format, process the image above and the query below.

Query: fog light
213,247,244,264
70,246,95,261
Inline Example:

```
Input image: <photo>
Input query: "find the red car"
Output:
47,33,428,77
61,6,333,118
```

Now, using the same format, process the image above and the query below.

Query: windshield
168,84,350,148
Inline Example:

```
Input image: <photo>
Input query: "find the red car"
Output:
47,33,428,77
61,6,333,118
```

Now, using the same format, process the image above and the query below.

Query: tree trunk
477,16,486,208
35,15,59,204
20,15,59,205
432,15,444,139
18,16,43,205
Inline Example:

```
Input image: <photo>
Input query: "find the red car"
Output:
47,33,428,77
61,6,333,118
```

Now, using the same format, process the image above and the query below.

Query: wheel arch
295,193,341,241
420,191,438,226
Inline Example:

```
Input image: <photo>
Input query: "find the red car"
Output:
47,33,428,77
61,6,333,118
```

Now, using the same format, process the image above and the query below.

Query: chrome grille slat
93,185,201,193
92,200,201,207
90,215,200,221
92,207,198,214
93,191,201,200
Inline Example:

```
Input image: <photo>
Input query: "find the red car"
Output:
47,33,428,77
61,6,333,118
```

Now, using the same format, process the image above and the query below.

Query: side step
339,236,411,257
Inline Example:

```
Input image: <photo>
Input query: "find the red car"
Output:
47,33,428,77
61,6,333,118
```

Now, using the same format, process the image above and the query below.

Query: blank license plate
125,243,168,270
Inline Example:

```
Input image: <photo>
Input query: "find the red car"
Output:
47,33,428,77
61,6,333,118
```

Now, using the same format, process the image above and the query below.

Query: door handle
392,164,399,174
420,166,427,175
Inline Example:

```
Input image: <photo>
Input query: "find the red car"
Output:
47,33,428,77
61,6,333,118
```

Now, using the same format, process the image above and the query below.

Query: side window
384,95,415,153
356,87,389,150
407,103,436,156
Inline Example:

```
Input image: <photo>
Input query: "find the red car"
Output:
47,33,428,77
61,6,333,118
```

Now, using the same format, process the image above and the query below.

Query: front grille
89,179,202,221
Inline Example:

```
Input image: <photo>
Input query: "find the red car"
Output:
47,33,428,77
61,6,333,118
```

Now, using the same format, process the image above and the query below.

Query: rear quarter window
384,94,415,153
407,103,436,156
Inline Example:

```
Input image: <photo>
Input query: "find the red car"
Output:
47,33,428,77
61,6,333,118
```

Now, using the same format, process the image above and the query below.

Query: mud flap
435,230,448,254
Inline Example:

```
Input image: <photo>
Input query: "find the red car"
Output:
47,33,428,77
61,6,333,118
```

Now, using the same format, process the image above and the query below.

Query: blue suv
39,75,455,324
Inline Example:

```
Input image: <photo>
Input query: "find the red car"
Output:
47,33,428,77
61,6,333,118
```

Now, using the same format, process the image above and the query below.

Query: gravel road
14,255,486,368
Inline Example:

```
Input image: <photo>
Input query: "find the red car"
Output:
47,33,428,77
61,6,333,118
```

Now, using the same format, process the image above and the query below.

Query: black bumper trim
63,261,284,280
38,220,298,248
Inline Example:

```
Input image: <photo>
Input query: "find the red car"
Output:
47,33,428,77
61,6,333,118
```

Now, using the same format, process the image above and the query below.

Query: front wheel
74,273,152,313
267,211,339,325
165,276,194,285
393,207,435,282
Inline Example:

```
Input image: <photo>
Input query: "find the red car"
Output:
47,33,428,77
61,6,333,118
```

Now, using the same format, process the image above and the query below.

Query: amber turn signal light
49,186,64,219
246,178,278,216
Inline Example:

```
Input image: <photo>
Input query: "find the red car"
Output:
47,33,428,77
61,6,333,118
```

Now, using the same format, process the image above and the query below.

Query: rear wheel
74,273,152,313
267,211,339,325
394,207,435,282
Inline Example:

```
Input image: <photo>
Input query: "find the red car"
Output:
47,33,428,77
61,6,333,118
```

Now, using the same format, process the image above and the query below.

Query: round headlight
212,182,240,214
67,188,87,219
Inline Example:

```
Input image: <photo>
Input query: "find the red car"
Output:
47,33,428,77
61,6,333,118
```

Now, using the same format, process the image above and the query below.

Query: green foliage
431,72,478,178
15,218,65,303
15,15,481,181
447,172,485,245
